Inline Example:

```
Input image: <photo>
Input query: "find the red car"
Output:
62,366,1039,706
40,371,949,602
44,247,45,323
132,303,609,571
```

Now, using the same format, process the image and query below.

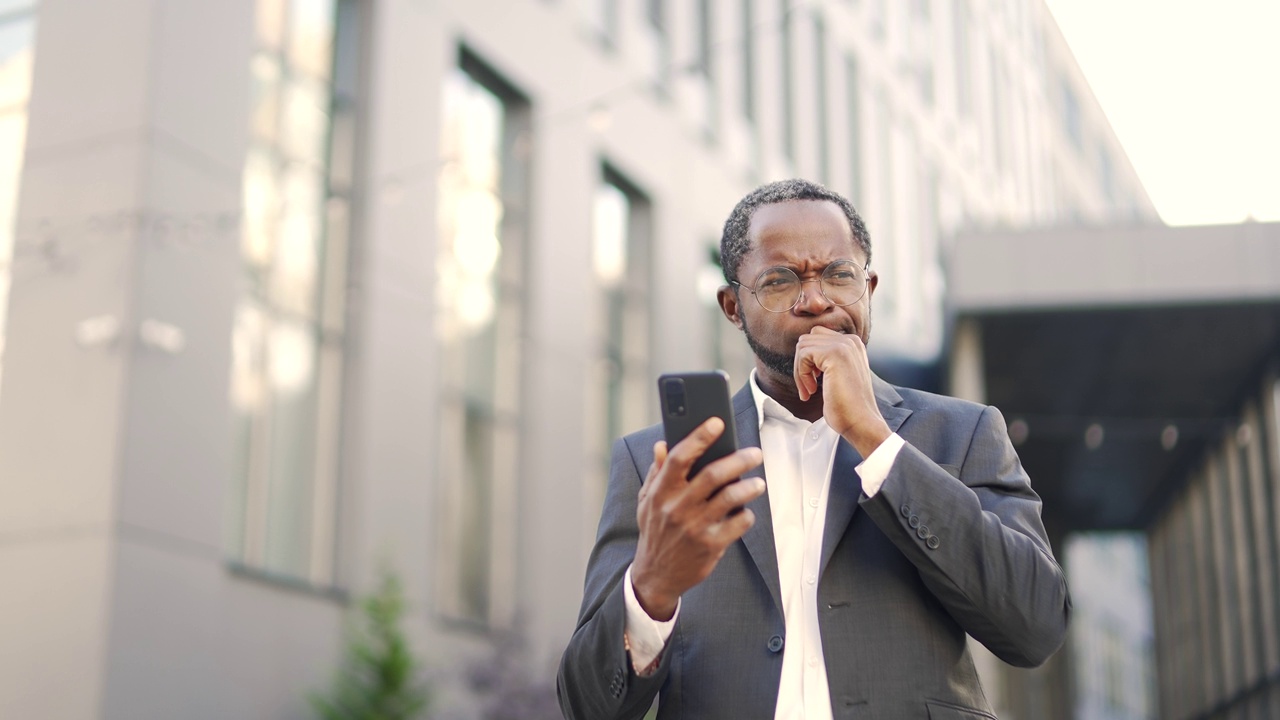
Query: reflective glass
249,53,282,144
271,163,322,316
0,19,34,111
288,0,335,79
255,0,286,50
263,318,319,576
240,147,279,274
592,183,628,287
280,76,330,167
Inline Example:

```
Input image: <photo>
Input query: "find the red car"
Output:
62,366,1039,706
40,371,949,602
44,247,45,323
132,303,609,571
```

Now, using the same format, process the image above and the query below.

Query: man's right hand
630,418,765,621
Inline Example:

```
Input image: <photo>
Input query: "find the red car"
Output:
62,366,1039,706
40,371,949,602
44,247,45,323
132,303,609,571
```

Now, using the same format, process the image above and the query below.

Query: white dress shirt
624,371,905,719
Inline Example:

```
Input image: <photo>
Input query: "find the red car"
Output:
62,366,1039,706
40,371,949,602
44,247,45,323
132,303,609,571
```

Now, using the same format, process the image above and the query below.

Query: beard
742,316,797,378
739,307,872,382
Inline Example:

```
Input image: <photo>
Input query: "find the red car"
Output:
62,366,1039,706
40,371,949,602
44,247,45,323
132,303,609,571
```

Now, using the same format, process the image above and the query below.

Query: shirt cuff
855,432,905,497
623,563,679,675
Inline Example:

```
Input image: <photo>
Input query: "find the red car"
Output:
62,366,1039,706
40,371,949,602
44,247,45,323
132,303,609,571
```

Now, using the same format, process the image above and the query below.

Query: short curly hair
719,179,871,284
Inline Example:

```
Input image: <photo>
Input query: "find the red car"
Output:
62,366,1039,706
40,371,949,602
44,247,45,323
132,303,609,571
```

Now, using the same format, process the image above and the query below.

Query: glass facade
588,166,652,477
228,0,358,586
434,52,530,628
0,0,36,399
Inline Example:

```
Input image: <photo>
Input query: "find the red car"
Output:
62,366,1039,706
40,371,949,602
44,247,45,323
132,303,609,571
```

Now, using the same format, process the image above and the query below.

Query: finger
662,417,726,479
710,507,757,545
639,441,669,504
708,476,767,518
794,350,820,401
688,446,763,500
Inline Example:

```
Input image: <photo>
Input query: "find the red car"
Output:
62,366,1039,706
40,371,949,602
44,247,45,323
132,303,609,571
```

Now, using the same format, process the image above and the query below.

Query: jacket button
908,514,921,529
927,536,941,550
917,525,930,539
900,503,912,518
768,635,784,653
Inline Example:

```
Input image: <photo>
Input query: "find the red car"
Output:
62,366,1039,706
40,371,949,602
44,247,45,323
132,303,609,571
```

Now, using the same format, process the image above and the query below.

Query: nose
792,278,832,314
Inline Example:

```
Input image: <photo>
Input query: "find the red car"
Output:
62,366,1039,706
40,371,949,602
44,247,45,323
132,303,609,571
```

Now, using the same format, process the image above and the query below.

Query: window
588,166,652,477
952,0,970,117
229,0,358,587
779,0,795,163
814,11,829,184
434,51,531,628
1061,77,1082,151
741,0,756,123
0,0,37,399
692,0,717,139
641,0,670,90
845,53,863,210
586,0,620,47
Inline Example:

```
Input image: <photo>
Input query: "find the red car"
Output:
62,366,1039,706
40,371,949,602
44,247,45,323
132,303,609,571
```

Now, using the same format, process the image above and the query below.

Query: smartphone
658,371,739,478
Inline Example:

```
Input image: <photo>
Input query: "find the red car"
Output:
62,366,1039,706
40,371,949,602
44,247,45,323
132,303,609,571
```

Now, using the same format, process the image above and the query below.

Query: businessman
558,179,1071,719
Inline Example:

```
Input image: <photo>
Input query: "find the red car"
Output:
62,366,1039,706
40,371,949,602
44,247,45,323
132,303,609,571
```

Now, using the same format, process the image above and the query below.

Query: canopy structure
947,221,1280,533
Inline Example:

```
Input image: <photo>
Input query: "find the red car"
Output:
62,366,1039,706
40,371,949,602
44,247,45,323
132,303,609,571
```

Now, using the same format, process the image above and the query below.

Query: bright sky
1044,0,1280,227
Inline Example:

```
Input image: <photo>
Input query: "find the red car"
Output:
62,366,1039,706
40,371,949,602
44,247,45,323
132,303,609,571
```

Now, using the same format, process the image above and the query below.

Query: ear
717,285,745,330
866,269,879,301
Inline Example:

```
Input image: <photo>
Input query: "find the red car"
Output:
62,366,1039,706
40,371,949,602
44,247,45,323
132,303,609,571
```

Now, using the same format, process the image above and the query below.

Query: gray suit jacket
558,377,1071,720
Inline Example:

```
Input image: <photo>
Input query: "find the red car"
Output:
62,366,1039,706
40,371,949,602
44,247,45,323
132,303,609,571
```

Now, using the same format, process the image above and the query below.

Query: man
558,179,1070,719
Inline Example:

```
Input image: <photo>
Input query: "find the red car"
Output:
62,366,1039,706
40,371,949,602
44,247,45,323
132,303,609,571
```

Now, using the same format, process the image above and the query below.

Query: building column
0,0,251,717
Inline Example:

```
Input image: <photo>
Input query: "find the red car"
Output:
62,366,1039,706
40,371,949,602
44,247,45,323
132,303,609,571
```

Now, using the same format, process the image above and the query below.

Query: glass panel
241,147,279,278
435,59,527,626
0,18,35,112
318,195,348,333
592,183,628,287
280,75,330,167
288,0,336,79
263,318,319,576
229,301,271,562
270,163,323,317
0,110,26,235
256,0,286,51
326,102,355,191
0,1,36,15
248,53,282,144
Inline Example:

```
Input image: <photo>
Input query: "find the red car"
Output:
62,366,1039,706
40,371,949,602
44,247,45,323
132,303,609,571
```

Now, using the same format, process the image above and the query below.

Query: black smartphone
658,371,739,478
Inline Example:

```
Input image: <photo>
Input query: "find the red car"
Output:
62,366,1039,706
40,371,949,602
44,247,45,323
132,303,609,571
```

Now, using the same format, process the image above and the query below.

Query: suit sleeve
858,404,1072,667
557,436,671,720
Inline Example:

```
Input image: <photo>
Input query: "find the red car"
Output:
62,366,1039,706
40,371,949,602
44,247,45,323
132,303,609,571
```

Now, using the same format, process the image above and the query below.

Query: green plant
311,570,431,720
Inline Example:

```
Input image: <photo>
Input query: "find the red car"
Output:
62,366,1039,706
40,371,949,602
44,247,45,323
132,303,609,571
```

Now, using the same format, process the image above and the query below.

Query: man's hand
794,326,892,458
631,418,765,621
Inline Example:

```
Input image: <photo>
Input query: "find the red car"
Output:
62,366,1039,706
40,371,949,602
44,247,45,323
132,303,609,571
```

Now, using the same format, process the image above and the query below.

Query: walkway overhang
948,222,1280,531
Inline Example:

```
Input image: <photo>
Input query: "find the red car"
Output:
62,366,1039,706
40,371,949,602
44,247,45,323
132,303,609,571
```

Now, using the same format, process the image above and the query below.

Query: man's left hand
794,326,892,458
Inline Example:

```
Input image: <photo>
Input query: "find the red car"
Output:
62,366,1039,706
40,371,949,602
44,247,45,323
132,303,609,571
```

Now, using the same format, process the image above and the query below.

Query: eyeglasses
731,260,870,313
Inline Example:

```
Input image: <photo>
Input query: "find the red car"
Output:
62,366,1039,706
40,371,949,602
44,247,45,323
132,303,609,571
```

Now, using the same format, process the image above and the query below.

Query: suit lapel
732,384,783,616
818,375,913,575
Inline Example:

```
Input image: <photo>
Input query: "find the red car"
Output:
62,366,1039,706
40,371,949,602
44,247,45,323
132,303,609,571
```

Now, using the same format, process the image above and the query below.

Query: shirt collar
749,368,807,429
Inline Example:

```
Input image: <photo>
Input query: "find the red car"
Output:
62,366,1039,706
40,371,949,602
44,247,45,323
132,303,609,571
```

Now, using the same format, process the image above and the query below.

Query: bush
311,570,431,720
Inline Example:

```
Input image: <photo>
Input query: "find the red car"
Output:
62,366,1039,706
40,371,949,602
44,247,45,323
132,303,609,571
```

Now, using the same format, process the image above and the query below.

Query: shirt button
808,497,819,507
808,656,819,667
806,575,816,585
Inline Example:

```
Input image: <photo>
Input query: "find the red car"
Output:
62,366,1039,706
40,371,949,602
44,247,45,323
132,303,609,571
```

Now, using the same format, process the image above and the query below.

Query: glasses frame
731,259,871,313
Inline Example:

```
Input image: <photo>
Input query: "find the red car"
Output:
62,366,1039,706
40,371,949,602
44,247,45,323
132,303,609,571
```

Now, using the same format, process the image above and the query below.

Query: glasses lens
753,267,801,312
821,261,867,306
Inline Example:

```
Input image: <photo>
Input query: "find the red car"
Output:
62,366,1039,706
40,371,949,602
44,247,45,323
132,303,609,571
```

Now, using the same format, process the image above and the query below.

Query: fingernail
754,478,766,491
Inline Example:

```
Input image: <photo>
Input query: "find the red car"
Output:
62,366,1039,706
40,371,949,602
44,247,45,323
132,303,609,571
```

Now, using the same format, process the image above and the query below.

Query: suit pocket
926,699,997,720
